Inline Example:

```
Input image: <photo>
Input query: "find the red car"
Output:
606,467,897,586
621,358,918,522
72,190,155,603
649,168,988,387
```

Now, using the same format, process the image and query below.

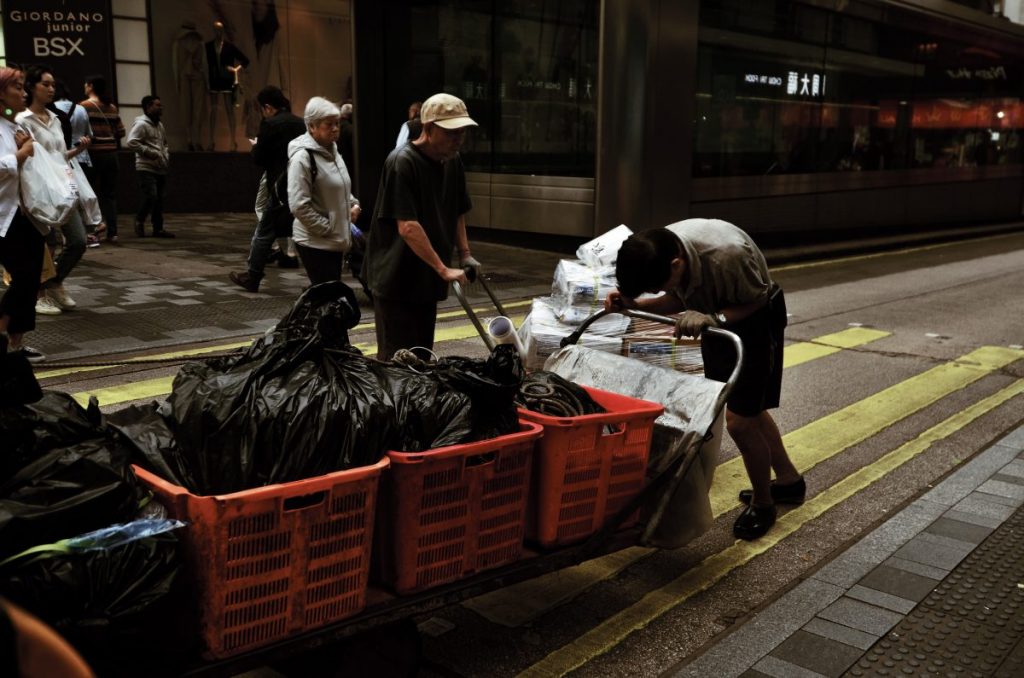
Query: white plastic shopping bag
575,224,633,269
19,147,77,230
70,158,102,226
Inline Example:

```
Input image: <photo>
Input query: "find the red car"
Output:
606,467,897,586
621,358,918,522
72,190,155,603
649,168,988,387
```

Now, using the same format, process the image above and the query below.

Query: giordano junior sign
2,0,114,97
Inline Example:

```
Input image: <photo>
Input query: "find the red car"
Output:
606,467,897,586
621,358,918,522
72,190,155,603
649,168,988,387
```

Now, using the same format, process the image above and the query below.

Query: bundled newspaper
551,259,618,325
518,297,627,370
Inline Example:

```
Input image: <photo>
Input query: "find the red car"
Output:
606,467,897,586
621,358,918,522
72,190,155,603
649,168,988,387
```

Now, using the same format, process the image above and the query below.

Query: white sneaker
49,285,77,310
36,296,63,315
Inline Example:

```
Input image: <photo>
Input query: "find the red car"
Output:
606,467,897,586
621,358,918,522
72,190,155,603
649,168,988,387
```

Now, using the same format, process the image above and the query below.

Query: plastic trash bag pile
113,281,524,495
0,389,186,672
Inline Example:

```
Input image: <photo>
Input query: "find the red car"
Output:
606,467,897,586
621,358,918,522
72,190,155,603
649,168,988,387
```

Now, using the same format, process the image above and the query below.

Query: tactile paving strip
845,506,1024,677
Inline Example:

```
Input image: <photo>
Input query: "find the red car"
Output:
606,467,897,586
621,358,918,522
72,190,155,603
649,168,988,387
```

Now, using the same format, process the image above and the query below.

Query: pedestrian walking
286,96,361,286
365,92,482,360
394,100,422,149
80,75,125,244
17,66,101,316
126,95,174,238
53,80,99,248
606,218,803,540
229,86,305,293
0,67,47,363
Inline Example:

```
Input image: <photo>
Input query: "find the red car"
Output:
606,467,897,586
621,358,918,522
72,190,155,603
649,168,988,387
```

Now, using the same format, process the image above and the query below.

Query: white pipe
487,316,526,354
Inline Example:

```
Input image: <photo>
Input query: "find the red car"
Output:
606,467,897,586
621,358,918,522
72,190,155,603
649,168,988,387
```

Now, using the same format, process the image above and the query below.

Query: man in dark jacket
229,86,306,292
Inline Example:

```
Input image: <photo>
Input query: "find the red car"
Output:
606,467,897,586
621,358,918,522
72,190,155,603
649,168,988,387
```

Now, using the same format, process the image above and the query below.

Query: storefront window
694,0,1024,178
417,0,598,176
149,0,353,152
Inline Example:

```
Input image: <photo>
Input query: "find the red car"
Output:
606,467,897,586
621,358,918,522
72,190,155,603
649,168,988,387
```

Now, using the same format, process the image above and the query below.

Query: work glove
674,310,719,339
460,254,482,276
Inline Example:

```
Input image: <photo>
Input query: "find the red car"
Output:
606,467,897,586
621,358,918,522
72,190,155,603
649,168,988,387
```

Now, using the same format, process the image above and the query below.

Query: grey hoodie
286,132,357,252
126,114,169,174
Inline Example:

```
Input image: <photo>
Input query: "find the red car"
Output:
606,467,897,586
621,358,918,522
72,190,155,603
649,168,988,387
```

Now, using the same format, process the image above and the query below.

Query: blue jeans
46,210,87,286
246,209,279,278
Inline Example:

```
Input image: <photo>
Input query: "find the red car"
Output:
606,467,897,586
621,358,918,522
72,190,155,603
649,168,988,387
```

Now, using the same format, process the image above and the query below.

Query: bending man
607,218,803,540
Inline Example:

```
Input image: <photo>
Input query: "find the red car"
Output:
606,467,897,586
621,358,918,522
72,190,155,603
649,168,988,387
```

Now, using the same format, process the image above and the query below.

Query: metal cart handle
451,266,508,351
561,307,742,425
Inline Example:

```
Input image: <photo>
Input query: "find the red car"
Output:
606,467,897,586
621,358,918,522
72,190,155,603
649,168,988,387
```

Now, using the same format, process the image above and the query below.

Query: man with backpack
229,86,305,293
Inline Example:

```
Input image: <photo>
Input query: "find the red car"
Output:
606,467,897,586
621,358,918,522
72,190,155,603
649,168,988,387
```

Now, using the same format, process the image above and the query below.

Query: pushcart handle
559,308,746,552
451,267,508,351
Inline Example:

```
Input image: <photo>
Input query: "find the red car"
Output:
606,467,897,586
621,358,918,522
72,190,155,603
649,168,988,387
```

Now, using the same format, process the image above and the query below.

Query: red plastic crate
376,423,542,594
519,387,664,547
133,459,387,659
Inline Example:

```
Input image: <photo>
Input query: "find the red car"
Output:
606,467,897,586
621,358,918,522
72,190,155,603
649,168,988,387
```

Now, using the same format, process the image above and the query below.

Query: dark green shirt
366,143,472,302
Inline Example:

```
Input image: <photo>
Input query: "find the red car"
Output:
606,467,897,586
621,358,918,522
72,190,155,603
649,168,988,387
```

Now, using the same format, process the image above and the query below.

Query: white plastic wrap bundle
551,259,619,325
576,224,633,269
517,297,628,370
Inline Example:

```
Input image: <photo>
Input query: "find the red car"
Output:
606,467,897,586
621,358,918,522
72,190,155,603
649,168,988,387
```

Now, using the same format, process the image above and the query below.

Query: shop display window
149,0,353,153
694,0,1023,178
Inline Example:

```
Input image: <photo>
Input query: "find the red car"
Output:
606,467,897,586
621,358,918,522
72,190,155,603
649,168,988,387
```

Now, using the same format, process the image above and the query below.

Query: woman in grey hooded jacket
286,96,361,285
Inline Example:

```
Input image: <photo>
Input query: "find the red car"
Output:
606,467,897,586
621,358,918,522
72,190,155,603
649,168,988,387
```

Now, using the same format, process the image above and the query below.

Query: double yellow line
56,300,530,408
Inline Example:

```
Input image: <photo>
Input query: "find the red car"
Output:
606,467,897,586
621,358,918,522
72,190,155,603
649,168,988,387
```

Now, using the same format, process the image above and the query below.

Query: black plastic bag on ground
0,393,145,561
0,519,189,675
0,339,41,407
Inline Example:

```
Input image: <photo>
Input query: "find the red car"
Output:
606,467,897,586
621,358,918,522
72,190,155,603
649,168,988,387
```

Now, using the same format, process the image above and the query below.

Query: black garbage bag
516,370,606,417
114,281,392,495
0,339,41,407
113,284,523,495
0,393,145,561
0,519,188,674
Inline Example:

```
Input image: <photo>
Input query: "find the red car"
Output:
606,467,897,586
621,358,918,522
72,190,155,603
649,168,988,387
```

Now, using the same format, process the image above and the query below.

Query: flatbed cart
168,300,743,678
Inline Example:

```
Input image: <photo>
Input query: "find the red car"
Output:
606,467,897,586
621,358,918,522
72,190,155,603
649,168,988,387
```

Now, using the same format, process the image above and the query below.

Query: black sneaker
277,255,300,269
152,230,176,238
229,271,261,293
733,503,777,541
11,345,46,363
738,476,806,506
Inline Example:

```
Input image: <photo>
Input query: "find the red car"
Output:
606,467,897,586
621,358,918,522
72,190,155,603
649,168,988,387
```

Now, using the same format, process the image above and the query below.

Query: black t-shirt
366,143,471,302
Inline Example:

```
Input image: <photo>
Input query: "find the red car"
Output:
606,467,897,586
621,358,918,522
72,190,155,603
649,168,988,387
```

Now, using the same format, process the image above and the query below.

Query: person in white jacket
286,97,360,285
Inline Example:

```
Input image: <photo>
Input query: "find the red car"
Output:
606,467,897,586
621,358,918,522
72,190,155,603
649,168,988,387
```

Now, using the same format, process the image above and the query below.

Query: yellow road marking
36,341,255,380
41,299,532,382
72,376,176,408
712,345,1023,517
467,327,894,626
71,315,527,408
516,378,1024,677
783,327,890,368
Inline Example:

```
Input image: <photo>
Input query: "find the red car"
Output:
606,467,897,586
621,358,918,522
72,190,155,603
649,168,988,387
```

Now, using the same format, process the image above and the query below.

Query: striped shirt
80,99,125,153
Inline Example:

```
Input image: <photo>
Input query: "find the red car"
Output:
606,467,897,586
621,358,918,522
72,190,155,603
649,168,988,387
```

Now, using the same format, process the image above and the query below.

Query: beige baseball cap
420,93,478,130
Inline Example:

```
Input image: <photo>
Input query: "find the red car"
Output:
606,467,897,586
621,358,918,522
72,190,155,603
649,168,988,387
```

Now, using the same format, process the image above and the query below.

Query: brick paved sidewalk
674,426,1024,678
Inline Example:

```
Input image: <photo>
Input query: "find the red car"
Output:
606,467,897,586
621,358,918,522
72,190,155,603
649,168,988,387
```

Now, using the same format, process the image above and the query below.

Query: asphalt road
35,229,1024,677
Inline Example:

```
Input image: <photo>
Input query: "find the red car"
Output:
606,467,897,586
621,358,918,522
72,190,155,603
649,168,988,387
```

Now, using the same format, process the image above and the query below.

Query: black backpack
271,148,317,213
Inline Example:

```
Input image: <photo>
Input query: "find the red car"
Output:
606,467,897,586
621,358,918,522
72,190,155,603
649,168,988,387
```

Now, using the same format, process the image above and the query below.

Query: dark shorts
701,285,787,417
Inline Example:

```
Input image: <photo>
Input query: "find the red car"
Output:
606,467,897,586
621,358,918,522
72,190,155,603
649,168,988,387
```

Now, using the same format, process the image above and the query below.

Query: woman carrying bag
16,65,103,316
286,97,361,285
0,67,46,363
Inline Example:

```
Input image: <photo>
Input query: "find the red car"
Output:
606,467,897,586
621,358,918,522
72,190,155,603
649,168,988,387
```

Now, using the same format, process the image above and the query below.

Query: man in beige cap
366,93,483,359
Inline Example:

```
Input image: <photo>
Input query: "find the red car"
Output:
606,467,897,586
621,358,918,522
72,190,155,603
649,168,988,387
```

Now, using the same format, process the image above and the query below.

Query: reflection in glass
694,0,1023,178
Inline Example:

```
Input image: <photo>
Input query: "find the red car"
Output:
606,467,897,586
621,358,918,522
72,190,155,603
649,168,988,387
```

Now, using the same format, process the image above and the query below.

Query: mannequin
172,20,207,151
205,20,249,151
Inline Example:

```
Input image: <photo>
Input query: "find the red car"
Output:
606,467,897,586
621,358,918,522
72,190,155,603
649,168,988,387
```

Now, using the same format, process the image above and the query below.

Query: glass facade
409,0,598,176
149,0,353,152
694,0,1024,178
